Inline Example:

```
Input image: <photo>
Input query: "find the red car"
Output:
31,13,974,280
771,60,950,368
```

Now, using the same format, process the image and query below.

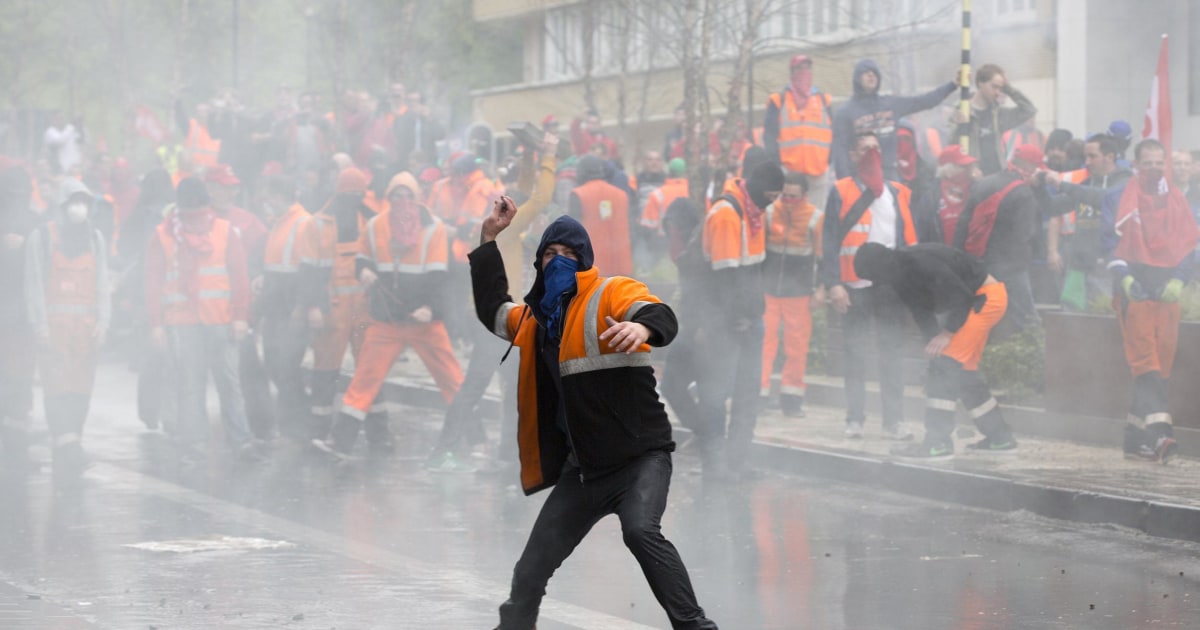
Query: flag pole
959,0,972,152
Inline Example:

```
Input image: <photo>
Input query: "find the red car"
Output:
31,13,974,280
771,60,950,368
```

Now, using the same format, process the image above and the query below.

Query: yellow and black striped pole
959,0,972,152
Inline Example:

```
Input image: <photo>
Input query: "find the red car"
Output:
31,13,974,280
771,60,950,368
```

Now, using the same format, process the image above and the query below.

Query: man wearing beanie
820,132,918,441
470,197,717,630
693,158,783,480
853,242,1016,458
145,177,256,460
302,167,376,448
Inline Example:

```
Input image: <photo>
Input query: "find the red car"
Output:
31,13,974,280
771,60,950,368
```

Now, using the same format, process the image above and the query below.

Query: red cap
938,145,977,167
336,167,369,193
1012,144,1045,166
419,166,442,183
204,163,240,186
790,54,812,69
541,114,559,128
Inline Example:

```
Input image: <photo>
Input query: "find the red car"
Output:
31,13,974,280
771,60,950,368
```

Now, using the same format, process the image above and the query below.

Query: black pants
261,312,311,438
694,321,763,467
924,356,1011,444
842,285,906,427
498,450,717,630
661,329,701,434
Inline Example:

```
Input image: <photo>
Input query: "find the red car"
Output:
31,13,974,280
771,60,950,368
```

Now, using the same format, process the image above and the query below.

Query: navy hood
853,59,882,98
525,215,595,319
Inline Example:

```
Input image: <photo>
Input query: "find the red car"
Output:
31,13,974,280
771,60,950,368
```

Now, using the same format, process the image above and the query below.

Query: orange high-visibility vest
641,177,689,231
306,213,368,302
766,199,821,256
44,222,98,320
185,119,221,168
263,204,311,273
573,179,633,276
491,267,662,493
703,183,766,270
769,91,832,177
157,217,233,325
834,178,916,284
363,210,449,274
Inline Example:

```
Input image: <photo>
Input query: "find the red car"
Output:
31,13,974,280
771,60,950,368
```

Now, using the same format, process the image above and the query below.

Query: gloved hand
1161,278,1184,303
1121,275,1148,301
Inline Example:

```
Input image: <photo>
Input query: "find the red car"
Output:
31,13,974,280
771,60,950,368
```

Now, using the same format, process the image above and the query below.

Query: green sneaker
891,441,955,460
424,451,477,474
966,436,1018,453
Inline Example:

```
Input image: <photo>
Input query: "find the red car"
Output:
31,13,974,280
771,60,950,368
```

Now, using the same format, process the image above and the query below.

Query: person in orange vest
568,155,633,277
471,201,718,630
300,167,375,443
1002,118,1046,164
761,173,823,418
820,132,918,441
174,98,222,170
640,157,689,234
314,172,464,458
24,179,111,479
144,178,257,459
255,174,313,440
1,166,41,469
764,55,834,205
694,159,782,480
1101,139,1199,464
853,241,1016,458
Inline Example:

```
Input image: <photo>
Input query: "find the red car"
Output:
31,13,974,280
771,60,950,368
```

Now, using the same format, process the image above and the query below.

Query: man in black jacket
855,242,1017,458
953,143,1044,333
470,201,717,630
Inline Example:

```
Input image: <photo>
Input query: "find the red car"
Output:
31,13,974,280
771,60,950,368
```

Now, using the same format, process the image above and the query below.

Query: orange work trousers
341,320,464,418
761,295,812,396
1116,298,1180,378
311,294,369,371
943,282,1007,371
37,316,98,396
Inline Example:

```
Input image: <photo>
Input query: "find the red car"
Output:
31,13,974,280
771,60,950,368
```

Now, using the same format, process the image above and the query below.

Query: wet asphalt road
2,364,1200,629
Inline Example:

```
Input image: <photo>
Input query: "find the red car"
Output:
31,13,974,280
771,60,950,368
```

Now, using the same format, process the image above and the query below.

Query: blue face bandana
539,254,579,338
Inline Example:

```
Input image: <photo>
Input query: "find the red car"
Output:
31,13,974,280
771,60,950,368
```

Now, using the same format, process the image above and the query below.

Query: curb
380,377,1200,545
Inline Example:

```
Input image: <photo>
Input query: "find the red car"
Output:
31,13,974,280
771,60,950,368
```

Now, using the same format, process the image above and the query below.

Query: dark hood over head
576,155,608,184
853,59,882,97
525,215,595,316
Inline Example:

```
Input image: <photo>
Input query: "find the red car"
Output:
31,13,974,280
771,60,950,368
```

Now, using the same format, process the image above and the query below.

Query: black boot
365,412,394,456
312,413,360,460
779,394,806,418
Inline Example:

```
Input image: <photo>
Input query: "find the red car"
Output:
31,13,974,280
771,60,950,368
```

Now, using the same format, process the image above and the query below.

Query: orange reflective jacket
263,204,312,273
157,217,233,325
362,210,449,274
45,223,98,320
769,91,832,176
185,119,221,168
641,177,689,231
703,183,765,270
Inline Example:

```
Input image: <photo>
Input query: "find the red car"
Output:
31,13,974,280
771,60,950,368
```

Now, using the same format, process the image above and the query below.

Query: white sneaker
883,423,914,441
844,422,864,439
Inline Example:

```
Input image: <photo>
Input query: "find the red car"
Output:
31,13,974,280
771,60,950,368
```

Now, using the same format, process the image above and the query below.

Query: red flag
1142,35,1171,155
134,104,167,146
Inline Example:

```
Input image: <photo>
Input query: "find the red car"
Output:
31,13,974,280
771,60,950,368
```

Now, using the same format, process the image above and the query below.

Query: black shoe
891,441,955,460
966,435,1018,453
779,394,806,418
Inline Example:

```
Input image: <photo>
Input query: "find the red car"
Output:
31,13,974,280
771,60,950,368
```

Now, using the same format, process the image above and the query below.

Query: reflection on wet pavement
1,365,1198,629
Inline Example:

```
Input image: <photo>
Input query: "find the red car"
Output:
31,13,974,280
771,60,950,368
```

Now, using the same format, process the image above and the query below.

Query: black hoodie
832,59,956,180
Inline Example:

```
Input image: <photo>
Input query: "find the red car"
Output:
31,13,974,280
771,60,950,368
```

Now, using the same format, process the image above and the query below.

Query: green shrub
979,326,1045,404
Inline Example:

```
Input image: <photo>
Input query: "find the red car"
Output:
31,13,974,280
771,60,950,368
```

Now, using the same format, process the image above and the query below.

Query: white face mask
66,202,89,224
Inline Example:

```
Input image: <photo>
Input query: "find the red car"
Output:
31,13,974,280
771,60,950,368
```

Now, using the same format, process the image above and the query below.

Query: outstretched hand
481,195,517,244
600,316,651,354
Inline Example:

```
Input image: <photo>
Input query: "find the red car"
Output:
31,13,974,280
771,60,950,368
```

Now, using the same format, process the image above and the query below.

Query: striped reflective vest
361,210,449,274
834,178,916,284
44,222,98,321
703,184,765,270
263,204,311,273
769,90,832,176
185,119,221,168
157,217,233,325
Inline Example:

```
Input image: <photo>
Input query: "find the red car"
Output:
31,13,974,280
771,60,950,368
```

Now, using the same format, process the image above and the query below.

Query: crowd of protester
2,55,1197,485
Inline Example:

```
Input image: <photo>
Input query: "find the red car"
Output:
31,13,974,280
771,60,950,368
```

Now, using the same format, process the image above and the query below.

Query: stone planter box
1044,311,1200,430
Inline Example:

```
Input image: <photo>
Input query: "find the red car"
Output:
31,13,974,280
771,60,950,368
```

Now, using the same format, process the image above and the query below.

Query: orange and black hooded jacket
468,216,677,495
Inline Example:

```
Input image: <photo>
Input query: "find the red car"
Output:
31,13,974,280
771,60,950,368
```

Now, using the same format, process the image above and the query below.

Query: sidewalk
375,349,1200,544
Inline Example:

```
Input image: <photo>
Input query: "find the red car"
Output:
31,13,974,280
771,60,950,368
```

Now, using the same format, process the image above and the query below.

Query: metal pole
231,0,239,88
959,0,971,151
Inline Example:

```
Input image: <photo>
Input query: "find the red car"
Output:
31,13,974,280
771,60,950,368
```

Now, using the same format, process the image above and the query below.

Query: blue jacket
832,59,956,180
